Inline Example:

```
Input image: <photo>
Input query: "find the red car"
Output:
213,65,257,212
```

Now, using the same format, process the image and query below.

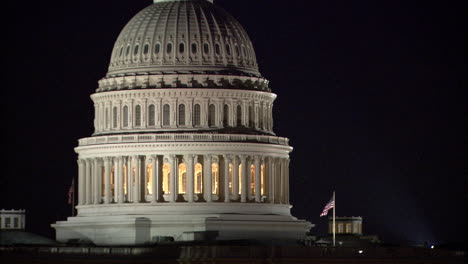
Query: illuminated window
162,163,171,194
112,107,118,128
238,164,242,194
123,106,129,127
228,163,233,193
223,104,229,127
163,104,170,126
178,163,187,194
212,163,219,194
146,163,153,195
346,223,352,233
178,104,186,126
195,163,203,194
148,104,155,126
261,164,265,195
193,104,201,126
208,104,216,127
101,167,106,196
237,105,242,127
338,223,344,233
249,106,254,128
123,164,128,195
135,105,142,127
110,166,115,197
250,164,256,195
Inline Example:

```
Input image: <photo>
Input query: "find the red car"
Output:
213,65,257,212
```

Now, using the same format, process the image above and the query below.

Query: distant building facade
318,216,380,247
0,210,26,230
329,216,363,235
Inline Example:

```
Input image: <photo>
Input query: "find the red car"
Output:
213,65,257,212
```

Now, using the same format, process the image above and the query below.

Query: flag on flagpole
320,196,335,217
67,178,75,205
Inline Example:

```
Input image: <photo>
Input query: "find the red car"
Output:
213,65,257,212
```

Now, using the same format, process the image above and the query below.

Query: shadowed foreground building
52,0,312,245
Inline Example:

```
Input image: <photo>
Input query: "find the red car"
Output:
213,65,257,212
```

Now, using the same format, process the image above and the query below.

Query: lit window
148,104,155,126
162,163,171,194
338,223,344,233
178,163,187,194
123,164,128,196
195,163,203,194
135,105,142,127
163,104,170,126
250,164,256,195
212,163,219,194
208,104,216,127
193,104,201,126
238,164,242,194
261,164,265,195
346,223,352,233
146,163,153,195
178,104,186,126
228,163,233,194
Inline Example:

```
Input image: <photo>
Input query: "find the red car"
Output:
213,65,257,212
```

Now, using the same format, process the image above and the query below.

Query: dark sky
1,0,466,246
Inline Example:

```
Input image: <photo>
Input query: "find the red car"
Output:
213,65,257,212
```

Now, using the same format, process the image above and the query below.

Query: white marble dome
108,0,259,77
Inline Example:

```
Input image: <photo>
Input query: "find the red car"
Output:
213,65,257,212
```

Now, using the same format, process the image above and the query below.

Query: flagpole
333,191,336,247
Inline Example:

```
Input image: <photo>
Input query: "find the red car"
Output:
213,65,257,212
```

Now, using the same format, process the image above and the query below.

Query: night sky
1,0,465,246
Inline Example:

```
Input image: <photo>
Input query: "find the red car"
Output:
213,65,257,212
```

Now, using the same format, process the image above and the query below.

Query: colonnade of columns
77,154,290,206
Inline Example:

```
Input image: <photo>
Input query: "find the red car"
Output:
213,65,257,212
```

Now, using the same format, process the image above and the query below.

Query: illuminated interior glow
212,163,219,194
260,164,265,195
146,163,153,195
162,163,171,194
250,164,256,195
195,163,203,194
178,163,187,194
228,163,233,194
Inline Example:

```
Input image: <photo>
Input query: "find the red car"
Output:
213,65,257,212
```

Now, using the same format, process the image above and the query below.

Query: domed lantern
52,0,312,245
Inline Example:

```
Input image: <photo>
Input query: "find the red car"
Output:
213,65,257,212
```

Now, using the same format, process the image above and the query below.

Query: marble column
151,155,160,203
285,159,290,205
104,157,112,204
77,159,85,205
254,156,261,203
203,155,213,202
132,155,140,203
185,154,195,203
223,155,231,203
240,155,247,203
117,156,124,203
94,158,101,205
169,155,178,202
85,159,92,205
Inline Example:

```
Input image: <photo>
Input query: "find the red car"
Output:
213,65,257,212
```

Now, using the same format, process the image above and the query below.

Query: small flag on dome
320,196,334,217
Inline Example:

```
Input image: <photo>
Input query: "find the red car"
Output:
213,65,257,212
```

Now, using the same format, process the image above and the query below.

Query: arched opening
178,104,186,126
191,43,197,54
135,105,142,127
208,104,216,127
212,163,219,194
250,164,256,195
154,43,161,54
110,166,115,198
249,106,254,128
238,163,242,195
195,163,203,194
123,106,129,127
261,163,265,195
123,163,128,196
203,43,209,54
166,42,173,54
162,163,171,194
105,108,110,129
179,43,185,54
259,106,263,129
146,163,153,195
225,44,231,56
236,105,242,127
143,44,149,55
228,163,233,194
134,45,139,56
215,43,221,55
178,163,187,194
193,104,201,126
148,104,155,126
163,104,170,127
223,104,229,127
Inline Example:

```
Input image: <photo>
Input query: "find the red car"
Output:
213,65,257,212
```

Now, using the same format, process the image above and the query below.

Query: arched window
215,43,221,55
126,45,130,56
178,163,187,194
212,163,219,194
225,44,231,56
259,106,263,129
134,45,139,56
112,106,118,128
154,43,161,54
166,43,173,54
123,105,129,127
105,108,110,129
203,43,209,54
163,104,170,127
148,104,155,126
178,104,186,126
162,163,171,194
261,164,265,195
228,163,233,194
236,105,242,127
179,43,185,53
123,163,128,196
191,43,197,54
223,104,229,127
110,165,115,197
249,106,254,128
238,164,242,195
235,44,240,57
119,46,124,57
146,163,153,195
208,104,216,127
135,105,142,127
195,163,203,194
193,104,201,126
143,44,149,55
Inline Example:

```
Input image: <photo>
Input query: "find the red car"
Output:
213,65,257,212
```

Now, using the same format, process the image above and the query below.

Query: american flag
67,179,75,205
320,197,334,217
